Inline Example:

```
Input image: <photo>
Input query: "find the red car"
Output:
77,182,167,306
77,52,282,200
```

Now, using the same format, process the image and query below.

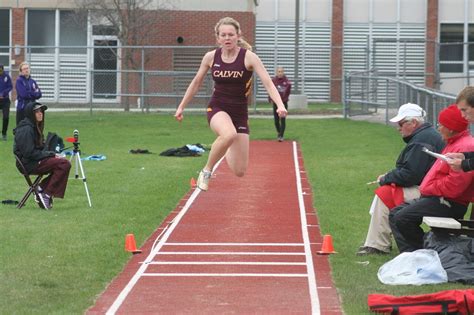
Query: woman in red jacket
389,104,474,253
269,67,291,142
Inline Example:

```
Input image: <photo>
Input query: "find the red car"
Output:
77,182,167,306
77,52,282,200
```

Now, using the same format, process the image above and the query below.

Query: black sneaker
356,246,389,256
37,192,52,210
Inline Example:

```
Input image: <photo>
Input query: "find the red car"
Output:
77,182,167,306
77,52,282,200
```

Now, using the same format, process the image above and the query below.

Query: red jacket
420,130,474,205
269,76,291,103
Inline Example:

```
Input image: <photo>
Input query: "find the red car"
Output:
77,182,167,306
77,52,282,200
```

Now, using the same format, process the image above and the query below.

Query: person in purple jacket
15,61,42,125
0,64,13,140
174,17,288,191
269,67,291,141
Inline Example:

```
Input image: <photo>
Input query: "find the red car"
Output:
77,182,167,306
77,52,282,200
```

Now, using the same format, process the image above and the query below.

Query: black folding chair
14,155,46,209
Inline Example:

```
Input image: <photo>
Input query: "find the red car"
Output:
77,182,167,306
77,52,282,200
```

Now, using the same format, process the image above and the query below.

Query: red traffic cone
317,234,337,255
125,234,142,254
190,177,196,188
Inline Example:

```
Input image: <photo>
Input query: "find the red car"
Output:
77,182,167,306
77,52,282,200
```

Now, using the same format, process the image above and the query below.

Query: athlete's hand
174,107,184,122
277,107,288,118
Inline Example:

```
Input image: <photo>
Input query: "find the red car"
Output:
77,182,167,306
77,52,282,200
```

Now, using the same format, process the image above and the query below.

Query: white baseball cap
389,103,425,122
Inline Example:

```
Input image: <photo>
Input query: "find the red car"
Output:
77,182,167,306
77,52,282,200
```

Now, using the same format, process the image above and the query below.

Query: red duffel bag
368,289,474,314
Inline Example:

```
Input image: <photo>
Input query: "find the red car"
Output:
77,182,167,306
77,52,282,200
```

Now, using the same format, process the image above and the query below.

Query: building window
469,24,474,62
439,23,474,73
439,24,463,73
92,25,119,36
28,10,55,53
60,11,87,54
0,9,10,67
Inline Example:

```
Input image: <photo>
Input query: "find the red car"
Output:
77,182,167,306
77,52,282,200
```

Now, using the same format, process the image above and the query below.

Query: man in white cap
357,103,445,255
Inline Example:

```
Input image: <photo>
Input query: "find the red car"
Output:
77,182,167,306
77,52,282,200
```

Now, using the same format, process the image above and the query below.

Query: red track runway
88,140,342,314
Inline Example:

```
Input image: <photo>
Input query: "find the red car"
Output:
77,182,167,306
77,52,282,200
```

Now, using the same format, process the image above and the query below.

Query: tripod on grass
68,130,92,207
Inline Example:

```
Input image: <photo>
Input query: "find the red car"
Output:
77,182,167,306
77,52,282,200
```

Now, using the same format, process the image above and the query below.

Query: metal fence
2,45,217,112
1,40,473,114
2,43,334,111
343,69,456,125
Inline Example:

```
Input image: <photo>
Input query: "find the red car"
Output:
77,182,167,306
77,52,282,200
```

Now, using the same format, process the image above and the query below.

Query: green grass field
0,112,471,314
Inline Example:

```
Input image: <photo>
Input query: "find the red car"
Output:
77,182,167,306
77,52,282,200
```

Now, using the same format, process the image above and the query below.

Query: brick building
1,0,474,106
0,1,256,107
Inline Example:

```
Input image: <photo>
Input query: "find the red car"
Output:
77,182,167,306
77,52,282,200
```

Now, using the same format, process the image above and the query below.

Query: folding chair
14,155,46,209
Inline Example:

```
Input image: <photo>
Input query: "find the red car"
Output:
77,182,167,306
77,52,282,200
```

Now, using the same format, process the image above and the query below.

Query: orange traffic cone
125,234,142,254
190,177,196,188
317,234,337,255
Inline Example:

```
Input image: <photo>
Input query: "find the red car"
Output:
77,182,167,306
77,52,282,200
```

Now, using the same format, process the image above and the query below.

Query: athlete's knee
219,131,238,145
234,164,247,177
234,169,246,177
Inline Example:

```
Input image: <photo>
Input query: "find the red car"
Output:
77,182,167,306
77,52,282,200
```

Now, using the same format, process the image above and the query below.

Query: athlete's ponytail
238,38,252,51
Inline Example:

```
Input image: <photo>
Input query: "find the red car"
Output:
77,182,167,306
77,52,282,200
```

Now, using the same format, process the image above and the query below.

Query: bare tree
74,0,172,111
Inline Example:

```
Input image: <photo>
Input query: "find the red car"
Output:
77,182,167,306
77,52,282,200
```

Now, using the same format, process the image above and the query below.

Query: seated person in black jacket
356,103,445,256
447,86,474,172
13,102,71,209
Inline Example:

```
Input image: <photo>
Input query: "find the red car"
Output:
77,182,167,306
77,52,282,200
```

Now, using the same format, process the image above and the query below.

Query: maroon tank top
209,48,253,107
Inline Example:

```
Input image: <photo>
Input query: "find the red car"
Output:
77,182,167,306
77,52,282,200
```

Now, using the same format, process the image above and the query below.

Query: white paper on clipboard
421,147,451,162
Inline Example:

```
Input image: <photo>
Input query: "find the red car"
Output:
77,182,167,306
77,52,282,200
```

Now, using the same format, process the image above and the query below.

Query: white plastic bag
377,249,448,285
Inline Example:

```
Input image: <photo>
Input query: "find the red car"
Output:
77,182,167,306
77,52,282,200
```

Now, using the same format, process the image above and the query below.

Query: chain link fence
3,44,334,111
3,45,216,112
2,41,473,117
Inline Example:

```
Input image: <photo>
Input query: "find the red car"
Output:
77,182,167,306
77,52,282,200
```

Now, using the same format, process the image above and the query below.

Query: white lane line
293,141,320,315
105,159,225,315
142,273,308,277
156,252,305,256
164,242,304,246
145,262,307,265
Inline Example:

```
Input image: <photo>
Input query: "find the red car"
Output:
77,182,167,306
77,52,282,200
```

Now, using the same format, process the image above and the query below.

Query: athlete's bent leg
205,111,238,172
225,133,249,177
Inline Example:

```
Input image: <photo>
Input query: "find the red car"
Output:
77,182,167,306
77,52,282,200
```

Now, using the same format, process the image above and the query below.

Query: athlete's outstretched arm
247,52,287,117
175,51,214,121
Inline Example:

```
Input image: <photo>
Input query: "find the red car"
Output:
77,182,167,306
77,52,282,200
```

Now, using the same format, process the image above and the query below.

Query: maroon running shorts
206,105,250,134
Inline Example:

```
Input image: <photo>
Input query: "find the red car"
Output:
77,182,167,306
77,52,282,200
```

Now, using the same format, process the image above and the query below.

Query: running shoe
37,192,52,210
197,169,212,191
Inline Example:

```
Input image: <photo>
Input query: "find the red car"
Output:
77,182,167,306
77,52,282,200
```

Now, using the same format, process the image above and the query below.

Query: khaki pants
363,186,420,252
